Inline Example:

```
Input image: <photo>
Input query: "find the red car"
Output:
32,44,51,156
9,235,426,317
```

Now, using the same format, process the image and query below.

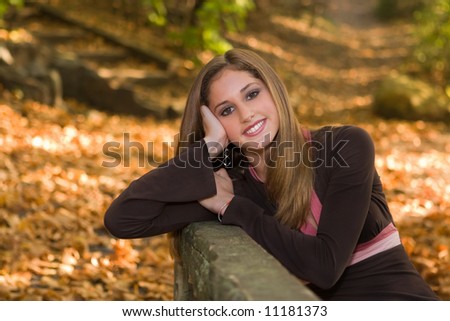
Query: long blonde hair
177,48,314,229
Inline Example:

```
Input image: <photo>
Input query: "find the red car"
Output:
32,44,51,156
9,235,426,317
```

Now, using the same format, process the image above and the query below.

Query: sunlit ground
0,95,177,300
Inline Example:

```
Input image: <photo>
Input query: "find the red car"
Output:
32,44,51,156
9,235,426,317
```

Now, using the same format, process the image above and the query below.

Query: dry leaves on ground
1,91,448,300
0,92,177,300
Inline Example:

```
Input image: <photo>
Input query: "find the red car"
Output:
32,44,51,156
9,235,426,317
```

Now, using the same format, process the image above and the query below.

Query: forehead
209,69,261,96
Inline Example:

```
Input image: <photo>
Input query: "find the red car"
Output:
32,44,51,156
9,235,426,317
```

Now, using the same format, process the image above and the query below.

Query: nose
239,105,255,123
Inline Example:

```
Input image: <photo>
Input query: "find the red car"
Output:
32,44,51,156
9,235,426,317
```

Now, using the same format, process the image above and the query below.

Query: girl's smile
243,118,266,136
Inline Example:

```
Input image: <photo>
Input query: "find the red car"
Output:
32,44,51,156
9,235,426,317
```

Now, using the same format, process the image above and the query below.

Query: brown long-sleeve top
104,125,439,300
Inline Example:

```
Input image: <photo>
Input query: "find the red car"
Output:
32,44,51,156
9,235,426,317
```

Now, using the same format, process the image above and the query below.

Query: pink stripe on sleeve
348,223,401,266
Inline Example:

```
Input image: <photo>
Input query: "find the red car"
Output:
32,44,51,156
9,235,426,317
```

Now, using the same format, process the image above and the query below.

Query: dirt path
29,0,416,125
231,0,415,125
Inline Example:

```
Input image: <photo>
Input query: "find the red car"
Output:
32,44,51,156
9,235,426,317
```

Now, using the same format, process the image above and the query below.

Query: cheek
273,111,280,129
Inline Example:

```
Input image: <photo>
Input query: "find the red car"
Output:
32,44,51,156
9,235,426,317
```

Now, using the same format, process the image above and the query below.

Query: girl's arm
104,106,233,239
104,139,218,239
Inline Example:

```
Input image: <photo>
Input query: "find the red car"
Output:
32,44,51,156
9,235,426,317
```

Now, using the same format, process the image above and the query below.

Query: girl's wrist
217,196,234,222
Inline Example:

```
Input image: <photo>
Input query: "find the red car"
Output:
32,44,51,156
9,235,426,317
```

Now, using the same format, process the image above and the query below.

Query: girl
104,48,439,300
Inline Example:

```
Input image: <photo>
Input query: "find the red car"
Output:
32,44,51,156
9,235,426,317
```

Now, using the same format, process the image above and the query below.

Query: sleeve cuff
220,195,266,226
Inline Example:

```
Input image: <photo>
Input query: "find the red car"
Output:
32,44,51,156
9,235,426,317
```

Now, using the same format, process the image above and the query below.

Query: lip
243,119,266,137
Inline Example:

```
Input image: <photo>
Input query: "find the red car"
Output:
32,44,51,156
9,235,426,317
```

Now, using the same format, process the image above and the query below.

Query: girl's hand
200,105,228,157
198,168,234,214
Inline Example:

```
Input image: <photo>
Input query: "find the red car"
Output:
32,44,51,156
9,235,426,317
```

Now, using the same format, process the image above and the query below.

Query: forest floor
0,0,449,300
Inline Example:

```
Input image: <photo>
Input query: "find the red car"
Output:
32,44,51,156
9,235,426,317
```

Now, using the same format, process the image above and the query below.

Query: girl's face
207,69,279,151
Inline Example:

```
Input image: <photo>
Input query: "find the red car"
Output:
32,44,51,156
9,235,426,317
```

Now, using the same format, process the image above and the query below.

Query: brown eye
221,106,235,116
246,89,260,100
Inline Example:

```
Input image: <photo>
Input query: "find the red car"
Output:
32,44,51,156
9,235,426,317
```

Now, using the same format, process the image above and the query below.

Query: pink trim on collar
248,165,263,183
299,128,321,235
299,190,322,236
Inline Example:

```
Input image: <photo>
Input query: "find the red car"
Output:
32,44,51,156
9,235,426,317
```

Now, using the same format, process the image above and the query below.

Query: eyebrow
213,82,258,112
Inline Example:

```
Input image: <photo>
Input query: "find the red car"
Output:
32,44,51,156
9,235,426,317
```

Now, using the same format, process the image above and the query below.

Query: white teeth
245,120,264,134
